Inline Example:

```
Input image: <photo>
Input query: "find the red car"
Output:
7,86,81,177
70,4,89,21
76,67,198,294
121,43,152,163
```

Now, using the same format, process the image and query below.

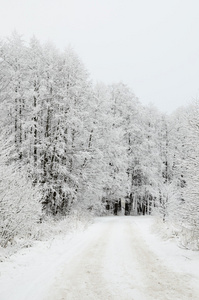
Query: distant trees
147,103,199,249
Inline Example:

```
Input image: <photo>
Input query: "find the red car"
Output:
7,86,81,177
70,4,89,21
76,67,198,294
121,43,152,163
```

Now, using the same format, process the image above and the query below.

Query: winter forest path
44,217,198,300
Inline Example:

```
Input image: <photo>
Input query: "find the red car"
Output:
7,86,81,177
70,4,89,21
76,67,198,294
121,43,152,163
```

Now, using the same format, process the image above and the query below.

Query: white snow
0,216,199,300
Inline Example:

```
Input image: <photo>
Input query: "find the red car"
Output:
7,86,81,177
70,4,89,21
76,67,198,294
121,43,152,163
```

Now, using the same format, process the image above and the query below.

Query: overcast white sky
0,0,199,113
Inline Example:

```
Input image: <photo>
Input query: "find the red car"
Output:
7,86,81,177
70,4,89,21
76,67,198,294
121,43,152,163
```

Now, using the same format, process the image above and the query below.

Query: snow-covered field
0,216,199,300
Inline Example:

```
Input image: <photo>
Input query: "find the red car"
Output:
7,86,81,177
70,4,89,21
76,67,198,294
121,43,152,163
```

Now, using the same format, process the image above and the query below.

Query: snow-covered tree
176,103,199,247
0,139,42,247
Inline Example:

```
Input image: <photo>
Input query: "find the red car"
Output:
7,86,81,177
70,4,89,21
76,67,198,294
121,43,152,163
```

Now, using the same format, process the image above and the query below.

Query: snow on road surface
1,216,199,300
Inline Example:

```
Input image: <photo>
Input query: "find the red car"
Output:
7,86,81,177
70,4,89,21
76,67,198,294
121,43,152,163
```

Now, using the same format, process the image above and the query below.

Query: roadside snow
0,216,199,300
0,223,97,300
134,216,199,294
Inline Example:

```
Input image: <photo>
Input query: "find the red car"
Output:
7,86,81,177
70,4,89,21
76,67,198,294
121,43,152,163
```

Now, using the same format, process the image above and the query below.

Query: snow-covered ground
0,216,199,300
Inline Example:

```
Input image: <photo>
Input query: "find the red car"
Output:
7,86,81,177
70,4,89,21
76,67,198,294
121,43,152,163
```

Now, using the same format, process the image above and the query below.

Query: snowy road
43,217,198,300
1,216,199,300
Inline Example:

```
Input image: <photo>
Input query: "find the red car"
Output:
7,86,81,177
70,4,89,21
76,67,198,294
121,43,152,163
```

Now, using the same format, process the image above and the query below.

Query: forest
0,32,199,250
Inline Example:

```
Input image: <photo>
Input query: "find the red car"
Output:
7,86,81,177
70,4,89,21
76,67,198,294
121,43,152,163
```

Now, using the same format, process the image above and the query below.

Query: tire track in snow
128,219,195,300
44,218,115,300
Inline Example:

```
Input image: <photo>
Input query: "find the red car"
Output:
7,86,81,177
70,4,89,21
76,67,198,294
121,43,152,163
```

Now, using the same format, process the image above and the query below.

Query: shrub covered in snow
0,161,42,248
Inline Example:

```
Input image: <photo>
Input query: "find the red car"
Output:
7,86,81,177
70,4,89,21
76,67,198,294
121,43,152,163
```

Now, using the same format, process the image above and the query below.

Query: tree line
0,32,199,249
